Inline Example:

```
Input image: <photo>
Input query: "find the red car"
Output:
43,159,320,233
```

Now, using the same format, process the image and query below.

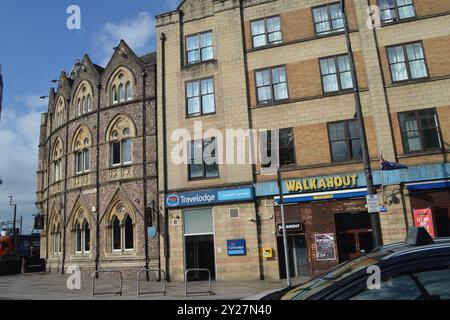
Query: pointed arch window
52,140,63,183
112,216,121,251
74,132,91,175
110,69,134,105
107,117,134,167
75,83,93,116
109,202,135,252
124,215,134,250
52,222,61,255
75,219,90,254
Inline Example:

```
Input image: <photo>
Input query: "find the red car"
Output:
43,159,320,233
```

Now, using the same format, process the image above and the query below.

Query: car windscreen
281,250,391,300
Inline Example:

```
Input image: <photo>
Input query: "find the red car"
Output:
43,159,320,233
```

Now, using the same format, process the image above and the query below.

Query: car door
324,255,450,300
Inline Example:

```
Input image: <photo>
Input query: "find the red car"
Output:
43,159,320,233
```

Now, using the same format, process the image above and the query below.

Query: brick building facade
35,41,159,278
156,0,450,281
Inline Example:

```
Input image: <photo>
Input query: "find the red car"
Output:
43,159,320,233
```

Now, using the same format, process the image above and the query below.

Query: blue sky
0,0,178,233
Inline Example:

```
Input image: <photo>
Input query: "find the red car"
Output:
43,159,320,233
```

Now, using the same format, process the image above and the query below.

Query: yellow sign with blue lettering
285,174,358,193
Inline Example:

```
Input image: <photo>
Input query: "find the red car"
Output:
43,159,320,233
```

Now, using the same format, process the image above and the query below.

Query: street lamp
340,0,382,247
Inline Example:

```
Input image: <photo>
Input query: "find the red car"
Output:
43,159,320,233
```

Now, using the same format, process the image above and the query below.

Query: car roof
374,238,450,261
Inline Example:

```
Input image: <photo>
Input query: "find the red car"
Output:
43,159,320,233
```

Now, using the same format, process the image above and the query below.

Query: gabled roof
139,52,156,66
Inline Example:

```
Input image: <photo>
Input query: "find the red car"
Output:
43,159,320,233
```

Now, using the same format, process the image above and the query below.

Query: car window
350,274,422,300
414,267,450,300
281,250,391,300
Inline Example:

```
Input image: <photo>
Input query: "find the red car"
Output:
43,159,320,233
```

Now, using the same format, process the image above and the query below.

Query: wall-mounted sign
366,195,380,213
147,227,157,238
414,208,435,238
285,174,359,194
314,233,337,261
277,222,305,235
166,186,254,208
227,239,246,256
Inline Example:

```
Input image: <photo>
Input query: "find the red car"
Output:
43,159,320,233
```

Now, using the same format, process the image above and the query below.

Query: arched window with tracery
108,200,135,252
106,115,135,167
52,138,63,183
109,68,134,105
74,82,93,117
50,211,61,255
54,96,66,128
72,126,91,175
72,207,91,254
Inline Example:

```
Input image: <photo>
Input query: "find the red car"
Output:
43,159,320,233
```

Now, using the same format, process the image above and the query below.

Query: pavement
0,272,309,300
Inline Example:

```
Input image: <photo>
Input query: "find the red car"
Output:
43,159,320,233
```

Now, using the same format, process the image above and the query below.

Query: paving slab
0,272,309,300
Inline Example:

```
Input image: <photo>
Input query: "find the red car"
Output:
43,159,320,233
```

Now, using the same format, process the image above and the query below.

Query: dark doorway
278,235,309,279
335,212,373,263
435,208,450,237
185,235,216,281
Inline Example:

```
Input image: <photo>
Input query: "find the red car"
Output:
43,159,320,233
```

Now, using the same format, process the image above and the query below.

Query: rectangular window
122,139,132,164
260,128,296,167
83,149,90,171
387,42,428,82
328,120,362,162
320,55,354,93
111,141,121,166
279,128,296,166
313,2,344,35
188,138,219,180
255,66,288,104
251,16,282,48
186,78,215,116
76,152,83,174
379,0,415,23
186,31,214,65
399,108,441,153
184,209,213,235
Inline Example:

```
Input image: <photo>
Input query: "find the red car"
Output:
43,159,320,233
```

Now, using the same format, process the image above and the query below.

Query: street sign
366,195,380,213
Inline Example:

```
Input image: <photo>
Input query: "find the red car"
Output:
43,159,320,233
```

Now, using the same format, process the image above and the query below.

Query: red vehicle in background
0,234,45,275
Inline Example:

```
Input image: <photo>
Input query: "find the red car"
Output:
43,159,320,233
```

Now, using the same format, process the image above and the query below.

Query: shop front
268,173,375,276
256,163,450,279
407,180,450,238
165,185,261,281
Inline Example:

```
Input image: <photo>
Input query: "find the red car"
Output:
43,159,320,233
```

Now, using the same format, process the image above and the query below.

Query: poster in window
315,233,337,261
413,208,435,238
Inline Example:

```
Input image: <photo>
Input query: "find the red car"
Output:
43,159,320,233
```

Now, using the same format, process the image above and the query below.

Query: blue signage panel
227,239,246,256
166,186,254,208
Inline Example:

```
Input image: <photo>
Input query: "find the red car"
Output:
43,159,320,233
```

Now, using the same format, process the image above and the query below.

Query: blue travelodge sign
165,186,254,208
227,239,246,256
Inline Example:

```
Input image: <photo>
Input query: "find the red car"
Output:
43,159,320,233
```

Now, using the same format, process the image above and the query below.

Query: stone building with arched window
35,40,159,278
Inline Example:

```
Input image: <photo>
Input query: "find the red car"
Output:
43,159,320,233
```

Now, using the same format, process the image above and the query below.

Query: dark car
261,227,450,300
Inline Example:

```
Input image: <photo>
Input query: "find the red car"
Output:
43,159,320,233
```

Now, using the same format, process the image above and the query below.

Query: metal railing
184,268,215,296
92,270,123,297
137,268,167,297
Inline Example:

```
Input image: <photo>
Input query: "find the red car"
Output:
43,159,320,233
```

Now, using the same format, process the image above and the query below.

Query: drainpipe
61,96,70,274
160,32,170,282
46,112,53,269
142,68,150,279
95,82,101,276
239,0,264,280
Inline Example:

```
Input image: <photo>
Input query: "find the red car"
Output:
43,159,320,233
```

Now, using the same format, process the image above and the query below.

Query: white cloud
94,12,155,66
14,94,47,110
0,100,45,234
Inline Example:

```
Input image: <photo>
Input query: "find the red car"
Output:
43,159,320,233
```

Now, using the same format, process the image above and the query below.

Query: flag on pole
0,65,3,120
381,155,408,170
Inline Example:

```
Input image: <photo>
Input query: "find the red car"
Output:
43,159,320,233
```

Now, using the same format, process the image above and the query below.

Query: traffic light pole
340,0,382,248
